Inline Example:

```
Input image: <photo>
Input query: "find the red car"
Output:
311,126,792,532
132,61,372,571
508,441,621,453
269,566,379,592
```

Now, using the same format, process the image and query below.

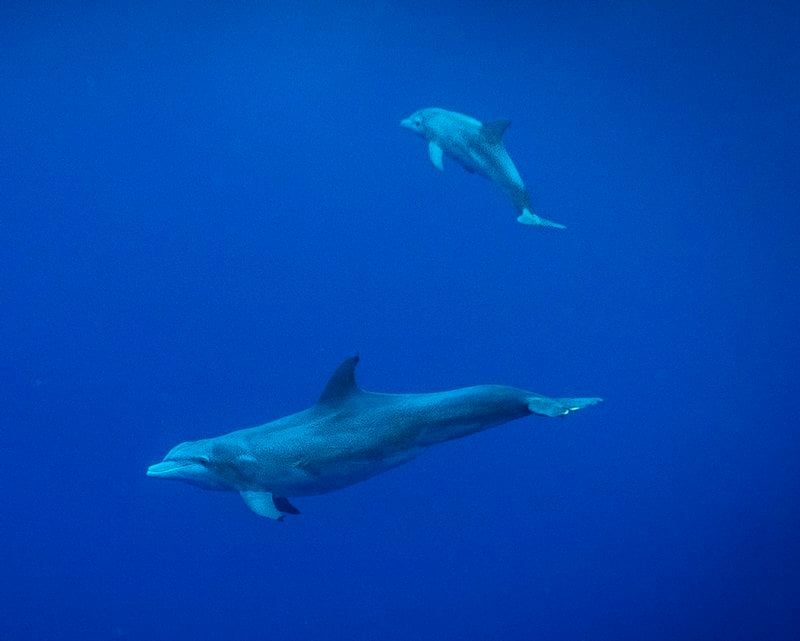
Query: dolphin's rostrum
147,356,601,519
401,107,565,228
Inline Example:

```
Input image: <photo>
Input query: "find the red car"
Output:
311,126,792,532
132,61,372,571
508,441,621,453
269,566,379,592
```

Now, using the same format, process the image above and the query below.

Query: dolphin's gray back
371,385,532,446
210,383,533,497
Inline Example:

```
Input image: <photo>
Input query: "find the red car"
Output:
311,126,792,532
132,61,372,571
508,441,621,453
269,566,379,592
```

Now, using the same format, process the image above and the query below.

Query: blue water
2,3,799,640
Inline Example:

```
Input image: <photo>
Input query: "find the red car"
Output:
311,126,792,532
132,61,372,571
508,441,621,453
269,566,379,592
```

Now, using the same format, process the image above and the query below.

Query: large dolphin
401,107,565,228
147,356,601,519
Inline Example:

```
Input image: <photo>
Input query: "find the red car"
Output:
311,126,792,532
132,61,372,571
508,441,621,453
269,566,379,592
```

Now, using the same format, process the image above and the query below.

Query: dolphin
147,356,601,519
401,107,565,228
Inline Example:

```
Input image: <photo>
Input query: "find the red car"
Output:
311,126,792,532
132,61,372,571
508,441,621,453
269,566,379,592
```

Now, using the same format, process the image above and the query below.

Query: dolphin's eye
193,456,210,465
414,119,421,127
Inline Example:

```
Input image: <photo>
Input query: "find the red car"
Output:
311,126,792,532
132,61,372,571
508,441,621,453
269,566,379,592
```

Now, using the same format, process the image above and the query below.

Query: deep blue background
2,2,799,640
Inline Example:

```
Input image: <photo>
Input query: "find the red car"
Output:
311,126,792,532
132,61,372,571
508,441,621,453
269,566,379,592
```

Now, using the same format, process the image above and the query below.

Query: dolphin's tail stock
526,395,602,418
517,208,566,229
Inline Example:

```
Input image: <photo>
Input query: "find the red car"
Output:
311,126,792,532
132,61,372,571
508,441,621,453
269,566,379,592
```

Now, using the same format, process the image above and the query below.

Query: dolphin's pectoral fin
527,396,603,417
428,141,445,171
517,208,566,229
482,119,512,144
273,496,300,515
240,491,288,520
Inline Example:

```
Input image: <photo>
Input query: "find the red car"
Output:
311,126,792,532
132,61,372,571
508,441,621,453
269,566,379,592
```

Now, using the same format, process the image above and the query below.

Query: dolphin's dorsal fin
482,119,511,144
318,355,361,404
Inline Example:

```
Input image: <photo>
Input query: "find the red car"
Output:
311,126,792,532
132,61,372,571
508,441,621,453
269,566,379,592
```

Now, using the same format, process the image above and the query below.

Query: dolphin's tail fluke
517,208,566,229
527,395,602,417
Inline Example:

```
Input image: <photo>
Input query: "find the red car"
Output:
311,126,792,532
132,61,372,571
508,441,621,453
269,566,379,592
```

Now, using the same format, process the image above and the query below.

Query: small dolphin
147,356,601,519
401,107,565,228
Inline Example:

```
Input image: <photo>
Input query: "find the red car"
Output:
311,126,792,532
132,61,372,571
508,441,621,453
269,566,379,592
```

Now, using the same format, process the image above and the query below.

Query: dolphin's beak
147,460,192,479
400,117,413,130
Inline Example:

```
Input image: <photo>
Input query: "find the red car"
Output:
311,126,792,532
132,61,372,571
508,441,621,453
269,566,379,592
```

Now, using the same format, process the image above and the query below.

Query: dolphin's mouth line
146,459,194,477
